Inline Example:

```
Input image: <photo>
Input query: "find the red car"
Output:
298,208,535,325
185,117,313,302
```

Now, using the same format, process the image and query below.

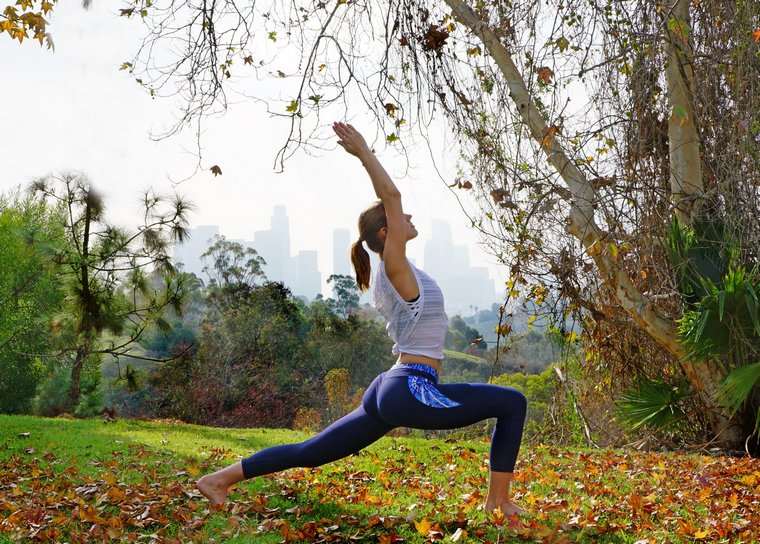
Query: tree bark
68,345,88,409
664,0,704,224
443,0,742,446
69,184,94,411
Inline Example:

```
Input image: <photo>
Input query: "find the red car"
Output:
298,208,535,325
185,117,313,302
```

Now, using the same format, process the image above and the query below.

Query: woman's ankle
207,461,245,488
486,470,514,502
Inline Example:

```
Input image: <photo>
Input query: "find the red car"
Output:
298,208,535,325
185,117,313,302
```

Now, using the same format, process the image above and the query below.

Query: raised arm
333,122,400,200
333,122,418,300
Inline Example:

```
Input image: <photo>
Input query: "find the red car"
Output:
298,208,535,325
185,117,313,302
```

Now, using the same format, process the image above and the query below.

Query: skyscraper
294,250,321,300
253,205,291,285
332,228,351,277
422,219,497,316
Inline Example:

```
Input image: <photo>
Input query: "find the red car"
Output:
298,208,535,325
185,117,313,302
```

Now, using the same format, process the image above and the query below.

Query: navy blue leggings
241,364,527,479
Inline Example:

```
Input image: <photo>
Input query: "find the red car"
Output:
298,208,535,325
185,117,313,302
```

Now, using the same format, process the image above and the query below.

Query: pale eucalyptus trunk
665,0,704,224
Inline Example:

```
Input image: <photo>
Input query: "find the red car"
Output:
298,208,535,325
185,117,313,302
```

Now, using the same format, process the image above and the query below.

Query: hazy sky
1,2,510,297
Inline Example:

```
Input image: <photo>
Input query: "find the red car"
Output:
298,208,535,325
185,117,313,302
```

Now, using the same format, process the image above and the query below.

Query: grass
1,414,759,543
442,349,488,364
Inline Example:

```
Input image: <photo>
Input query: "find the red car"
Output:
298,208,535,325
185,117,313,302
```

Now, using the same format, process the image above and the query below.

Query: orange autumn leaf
753,28,760,42
537,66,554,84
541,125,560,150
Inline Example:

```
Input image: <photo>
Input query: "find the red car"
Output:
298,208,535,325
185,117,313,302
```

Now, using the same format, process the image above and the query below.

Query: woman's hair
350,200,386,291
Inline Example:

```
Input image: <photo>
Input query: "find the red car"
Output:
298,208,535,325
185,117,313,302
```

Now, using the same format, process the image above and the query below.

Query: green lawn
1,415,758,543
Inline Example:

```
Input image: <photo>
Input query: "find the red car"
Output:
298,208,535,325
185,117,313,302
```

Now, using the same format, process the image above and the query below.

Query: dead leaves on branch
421,24,450,52
398,19,454,54
536,66,554,85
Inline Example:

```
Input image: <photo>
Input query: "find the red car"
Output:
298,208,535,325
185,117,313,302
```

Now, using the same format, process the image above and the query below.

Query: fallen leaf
414,518,431,535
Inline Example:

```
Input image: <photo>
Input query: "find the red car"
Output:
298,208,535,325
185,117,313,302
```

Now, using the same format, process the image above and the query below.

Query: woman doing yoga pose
197,122,527,516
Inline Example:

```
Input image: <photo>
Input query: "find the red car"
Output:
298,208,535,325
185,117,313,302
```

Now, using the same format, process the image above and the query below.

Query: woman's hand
333,122,370,159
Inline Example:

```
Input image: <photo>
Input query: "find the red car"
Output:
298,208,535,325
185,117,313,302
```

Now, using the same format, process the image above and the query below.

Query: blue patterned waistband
388,362,439,381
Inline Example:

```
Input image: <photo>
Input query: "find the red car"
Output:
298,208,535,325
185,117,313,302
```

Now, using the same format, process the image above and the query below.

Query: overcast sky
1,2,511,297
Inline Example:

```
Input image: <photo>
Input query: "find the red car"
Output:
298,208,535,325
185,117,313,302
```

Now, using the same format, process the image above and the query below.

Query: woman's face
379,213,417,242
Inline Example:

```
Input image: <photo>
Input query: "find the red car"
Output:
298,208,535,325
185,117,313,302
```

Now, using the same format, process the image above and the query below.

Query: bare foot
196,475,230,507
484,500,526,516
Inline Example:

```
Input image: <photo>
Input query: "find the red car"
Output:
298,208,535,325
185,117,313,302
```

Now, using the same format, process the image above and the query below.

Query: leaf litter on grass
1,423,759,543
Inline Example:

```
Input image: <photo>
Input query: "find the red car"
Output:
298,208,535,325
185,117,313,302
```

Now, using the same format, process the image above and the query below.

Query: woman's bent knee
502,387,527,418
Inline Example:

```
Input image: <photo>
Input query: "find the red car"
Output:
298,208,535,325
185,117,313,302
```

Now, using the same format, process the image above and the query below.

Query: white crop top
372,258,449,360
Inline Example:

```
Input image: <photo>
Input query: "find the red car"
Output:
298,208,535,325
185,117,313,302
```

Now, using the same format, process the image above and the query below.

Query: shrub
0,356,45,414
33,362,103,417
491,367,555,440
293,407,322,432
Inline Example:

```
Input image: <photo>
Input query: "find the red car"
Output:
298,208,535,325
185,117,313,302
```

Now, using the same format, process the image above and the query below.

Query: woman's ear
378,226,388,242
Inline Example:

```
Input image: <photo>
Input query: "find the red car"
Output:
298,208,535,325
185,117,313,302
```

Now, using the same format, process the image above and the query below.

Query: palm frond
616,378,690,431
717,362,760,415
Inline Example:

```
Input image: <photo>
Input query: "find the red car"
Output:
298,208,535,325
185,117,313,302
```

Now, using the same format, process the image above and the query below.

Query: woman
197,122,527,516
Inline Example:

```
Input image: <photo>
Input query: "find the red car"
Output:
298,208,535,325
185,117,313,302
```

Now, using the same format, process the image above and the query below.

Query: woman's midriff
397,352,442,373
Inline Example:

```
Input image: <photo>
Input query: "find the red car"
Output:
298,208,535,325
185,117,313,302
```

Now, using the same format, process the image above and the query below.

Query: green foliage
30,173,193,409
32,361,103,417
303,297,394,389
445,315,486,353
717,362,760,433
201,234,267,298
666,217,730,305
491,365,562,441
140,318,197,358
677,266,760,361
667,217,760,438
616,378,690,431
326,274,360,318
0,193,64,413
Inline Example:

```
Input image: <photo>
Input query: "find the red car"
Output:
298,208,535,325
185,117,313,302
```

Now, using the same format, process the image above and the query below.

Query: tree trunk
664,0,704,224
68,344,88,410
443,0,743,447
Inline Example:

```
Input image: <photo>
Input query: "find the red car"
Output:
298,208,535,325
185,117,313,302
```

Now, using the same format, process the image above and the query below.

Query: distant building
253,205,293,287
423,219,497,316
332,228,351,277
294,250,321,300
172,211,497,311
172,206,325,301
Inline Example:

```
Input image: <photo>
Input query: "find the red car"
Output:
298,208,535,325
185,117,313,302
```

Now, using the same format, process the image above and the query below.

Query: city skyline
173,205,500,315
